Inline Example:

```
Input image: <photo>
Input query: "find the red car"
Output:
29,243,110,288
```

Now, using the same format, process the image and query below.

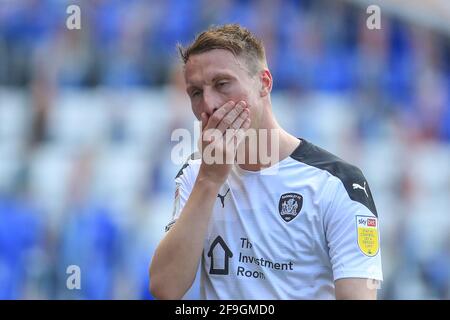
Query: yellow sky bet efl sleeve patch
356,216,379,257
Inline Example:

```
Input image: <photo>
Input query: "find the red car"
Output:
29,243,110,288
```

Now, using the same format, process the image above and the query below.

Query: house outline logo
207,235,233,275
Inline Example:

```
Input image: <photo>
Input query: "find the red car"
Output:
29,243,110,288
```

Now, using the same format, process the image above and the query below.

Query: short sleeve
324,176,383,282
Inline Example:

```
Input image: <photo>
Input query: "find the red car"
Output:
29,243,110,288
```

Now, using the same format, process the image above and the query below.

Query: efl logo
367,218,376,227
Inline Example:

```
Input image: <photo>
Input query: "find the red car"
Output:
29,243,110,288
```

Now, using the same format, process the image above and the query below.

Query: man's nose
202,89,220,116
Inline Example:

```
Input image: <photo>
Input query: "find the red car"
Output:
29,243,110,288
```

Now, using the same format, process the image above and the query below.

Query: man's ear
260,69,273,97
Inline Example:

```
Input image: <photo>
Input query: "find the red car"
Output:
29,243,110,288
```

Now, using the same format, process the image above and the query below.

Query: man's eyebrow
186,73,236,93
211,73,234,82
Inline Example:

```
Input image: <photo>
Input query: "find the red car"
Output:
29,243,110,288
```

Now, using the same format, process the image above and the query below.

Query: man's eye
217,81,228,88
192,90,201,97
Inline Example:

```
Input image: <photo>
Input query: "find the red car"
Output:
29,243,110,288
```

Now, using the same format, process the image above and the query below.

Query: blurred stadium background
0,0,449,299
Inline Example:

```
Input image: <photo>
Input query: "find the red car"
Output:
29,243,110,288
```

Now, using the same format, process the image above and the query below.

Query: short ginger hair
178,24,267,75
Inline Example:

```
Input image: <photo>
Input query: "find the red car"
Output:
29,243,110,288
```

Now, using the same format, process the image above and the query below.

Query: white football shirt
165,138,383,299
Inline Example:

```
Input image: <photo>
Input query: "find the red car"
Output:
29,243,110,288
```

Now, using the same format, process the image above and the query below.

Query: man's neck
236,114,300,172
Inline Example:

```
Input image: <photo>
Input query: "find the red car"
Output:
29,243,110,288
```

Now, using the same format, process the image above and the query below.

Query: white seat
361,140,403,191
28,144,75,218
411,142,450,198
91,145,148,220
0,88,29,147
48,90,110,148
121,89,171,153
0,143,23,192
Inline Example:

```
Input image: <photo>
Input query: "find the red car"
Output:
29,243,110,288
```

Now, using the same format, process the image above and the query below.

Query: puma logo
352,182,368,198
217,188,230,208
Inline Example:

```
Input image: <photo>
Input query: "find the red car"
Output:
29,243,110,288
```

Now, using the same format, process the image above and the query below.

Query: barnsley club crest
278,193,303,222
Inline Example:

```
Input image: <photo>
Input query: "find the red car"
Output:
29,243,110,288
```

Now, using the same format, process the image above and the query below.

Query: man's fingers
225,116,251,146
239,118,252,140
215,101,246,134
205,116,250,164
229,107,249,131
205,101,235,130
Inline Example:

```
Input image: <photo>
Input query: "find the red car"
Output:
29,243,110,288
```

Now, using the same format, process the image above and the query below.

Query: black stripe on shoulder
175,152,201,179
290,139,378,217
